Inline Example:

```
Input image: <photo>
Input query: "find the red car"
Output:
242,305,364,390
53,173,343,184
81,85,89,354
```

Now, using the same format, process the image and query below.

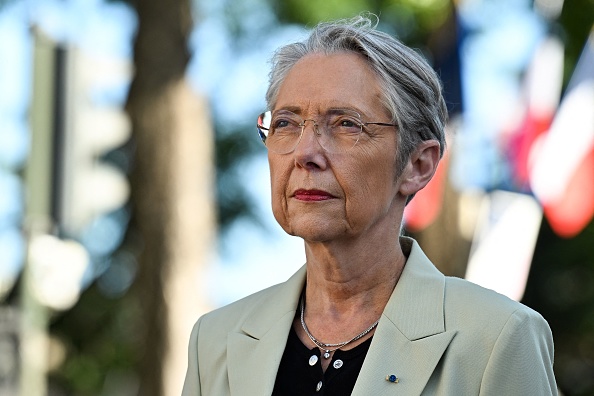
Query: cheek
268,158,290,222
342,151,398,214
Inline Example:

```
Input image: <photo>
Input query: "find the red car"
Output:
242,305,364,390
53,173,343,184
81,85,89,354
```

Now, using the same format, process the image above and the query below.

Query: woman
183,16,557,395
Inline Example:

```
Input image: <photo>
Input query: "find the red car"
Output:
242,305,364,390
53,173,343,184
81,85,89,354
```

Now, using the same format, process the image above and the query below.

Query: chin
285,220,347,243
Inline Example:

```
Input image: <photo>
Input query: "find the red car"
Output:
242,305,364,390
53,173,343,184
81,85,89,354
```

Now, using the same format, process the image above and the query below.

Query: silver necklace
299,295,380,359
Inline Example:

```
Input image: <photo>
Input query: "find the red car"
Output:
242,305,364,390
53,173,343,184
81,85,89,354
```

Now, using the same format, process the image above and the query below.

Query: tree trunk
125,1,215,395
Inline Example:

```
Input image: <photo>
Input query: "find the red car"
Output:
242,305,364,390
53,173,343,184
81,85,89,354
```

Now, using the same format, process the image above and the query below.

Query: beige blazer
182,238,557,395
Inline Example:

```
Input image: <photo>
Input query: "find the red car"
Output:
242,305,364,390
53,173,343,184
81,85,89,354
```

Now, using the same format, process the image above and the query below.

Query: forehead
274,52,386,116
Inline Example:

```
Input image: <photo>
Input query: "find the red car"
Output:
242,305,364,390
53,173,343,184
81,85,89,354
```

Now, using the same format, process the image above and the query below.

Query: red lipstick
293,189,335,201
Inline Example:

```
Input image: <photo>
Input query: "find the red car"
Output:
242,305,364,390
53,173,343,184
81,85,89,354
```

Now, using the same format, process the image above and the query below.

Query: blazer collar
227,266,306,395
352,237,457,395
227,238,456,395
384,237,447,341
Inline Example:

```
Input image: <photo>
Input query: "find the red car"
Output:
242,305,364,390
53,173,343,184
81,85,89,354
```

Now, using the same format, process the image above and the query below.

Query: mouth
292,189,336,202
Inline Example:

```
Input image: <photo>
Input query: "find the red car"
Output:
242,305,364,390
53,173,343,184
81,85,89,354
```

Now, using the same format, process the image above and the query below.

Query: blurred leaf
523,218,594,395
273,0,374,26
271,0,452,44
50,286,143,394
558,0,594,88
214,121,264,232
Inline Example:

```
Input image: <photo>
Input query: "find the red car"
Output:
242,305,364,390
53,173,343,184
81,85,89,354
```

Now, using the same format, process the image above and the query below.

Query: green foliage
558,0,594,87
49,286,143,395
271,0,452,44
215,121,264,232
393,0,450,31
523,219,594,396
274,0,372,26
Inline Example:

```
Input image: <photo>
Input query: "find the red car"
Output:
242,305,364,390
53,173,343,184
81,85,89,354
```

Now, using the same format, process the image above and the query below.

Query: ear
398,140,441,197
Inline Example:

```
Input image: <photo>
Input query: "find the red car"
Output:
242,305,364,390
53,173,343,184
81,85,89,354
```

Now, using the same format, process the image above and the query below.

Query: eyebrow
276,106,302,114
273,106,364,118
325,108,362,117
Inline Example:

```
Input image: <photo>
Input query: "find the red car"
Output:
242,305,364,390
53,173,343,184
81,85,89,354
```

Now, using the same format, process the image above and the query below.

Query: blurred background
0,0,593,395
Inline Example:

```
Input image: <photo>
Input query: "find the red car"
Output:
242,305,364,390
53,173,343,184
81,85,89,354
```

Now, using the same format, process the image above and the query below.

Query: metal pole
19,27,57,396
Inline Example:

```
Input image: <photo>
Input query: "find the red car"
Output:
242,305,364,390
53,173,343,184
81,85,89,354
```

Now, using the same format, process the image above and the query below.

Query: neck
294,219,407,368
302,225,406,330
305,227,405,304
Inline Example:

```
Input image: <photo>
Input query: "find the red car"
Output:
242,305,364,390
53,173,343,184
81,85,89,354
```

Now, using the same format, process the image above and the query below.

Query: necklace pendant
323,351,330,359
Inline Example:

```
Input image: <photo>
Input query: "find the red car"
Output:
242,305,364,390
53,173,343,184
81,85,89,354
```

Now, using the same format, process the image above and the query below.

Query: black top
272,325,372,395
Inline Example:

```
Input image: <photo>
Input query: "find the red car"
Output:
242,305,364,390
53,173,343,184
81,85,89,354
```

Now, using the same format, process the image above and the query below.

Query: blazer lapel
353,238,457,395
352,322,455,395
227,266,306,396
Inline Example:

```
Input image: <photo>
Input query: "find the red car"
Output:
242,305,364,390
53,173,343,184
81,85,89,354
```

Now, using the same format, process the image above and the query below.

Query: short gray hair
265,15,447,175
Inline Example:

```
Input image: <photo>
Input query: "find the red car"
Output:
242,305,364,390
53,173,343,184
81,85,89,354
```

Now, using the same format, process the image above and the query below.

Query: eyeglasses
256,109,397,154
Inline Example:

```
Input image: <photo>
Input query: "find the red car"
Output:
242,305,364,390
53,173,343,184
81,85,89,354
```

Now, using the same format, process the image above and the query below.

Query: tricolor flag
530,27,594,238
507,36,564,191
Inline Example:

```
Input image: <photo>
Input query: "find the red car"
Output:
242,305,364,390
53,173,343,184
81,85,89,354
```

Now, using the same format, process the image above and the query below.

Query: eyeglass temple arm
257,124,269,143
365,122,397,127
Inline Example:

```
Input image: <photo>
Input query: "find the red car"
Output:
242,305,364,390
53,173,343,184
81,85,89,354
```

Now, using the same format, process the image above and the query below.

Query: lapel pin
386,374,399,383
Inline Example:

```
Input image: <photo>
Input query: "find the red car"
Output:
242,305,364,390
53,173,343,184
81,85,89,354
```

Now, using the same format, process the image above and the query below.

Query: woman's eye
340,120,357,128
335,117,361,129
274,120,290,128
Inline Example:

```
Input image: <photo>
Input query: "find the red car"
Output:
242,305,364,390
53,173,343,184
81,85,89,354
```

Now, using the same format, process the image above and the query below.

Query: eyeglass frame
256,108,397,154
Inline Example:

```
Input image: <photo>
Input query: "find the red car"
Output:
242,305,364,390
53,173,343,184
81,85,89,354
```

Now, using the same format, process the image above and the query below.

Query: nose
295,119,323,152
292,119,327,170
301,119,321,136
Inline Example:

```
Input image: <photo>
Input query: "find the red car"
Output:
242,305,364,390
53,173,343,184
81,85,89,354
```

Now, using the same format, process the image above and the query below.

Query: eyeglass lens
257,110,363,154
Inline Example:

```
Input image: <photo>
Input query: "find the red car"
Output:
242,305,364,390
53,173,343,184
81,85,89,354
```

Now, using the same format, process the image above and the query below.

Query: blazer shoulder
443,276,548,329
